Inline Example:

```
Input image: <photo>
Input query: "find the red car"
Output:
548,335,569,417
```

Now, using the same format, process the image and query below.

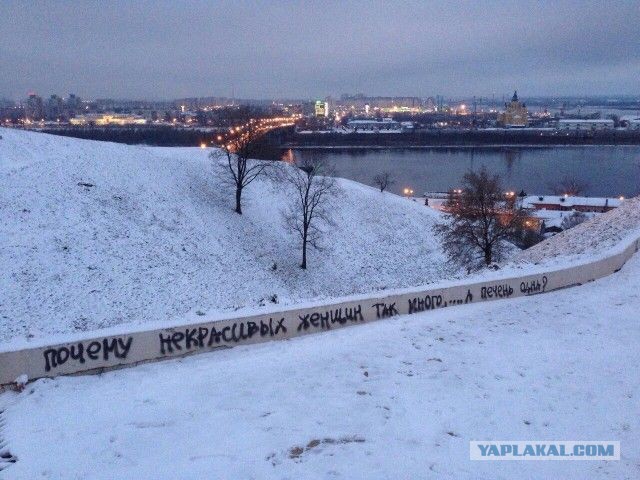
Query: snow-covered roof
523,195,623,209
557,118,614,123
347,119,399,125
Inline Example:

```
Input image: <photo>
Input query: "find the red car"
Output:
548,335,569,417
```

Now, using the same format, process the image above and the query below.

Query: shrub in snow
561,211,589,231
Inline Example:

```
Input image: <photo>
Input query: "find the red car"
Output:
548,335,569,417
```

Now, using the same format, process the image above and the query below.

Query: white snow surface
0,128,454,344
1,248,639,479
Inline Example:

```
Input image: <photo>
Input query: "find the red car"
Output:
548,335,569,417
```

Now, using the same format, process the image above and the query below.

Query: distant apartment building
314,100,328,118
497,91,528,127
0,98,14,109
45,94,65,120
65,94,83,116
25,93,45,121
556,118,614,131
0,99,18,123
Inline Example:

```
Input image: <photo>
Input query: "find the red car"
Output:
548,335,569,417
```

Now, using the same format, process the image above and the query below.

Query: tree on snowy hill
280,155,339,269
211,116,274,214
435,168,527,269
373,171,395,193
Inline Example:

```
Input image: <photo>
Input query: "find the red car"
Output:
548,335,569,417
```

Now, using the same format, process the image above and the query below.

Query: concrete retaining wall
1,237,639,386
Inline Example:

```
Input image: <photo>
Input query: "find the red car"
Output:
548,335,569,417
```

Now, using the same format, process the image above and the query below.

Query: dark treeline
41,126,215,146
38,125,640,152
38,126,289,160
285,129,640,147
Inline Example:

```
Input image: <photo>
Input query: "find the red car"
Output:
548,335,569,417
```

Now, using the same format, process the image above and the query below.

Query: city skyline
1,0,639,100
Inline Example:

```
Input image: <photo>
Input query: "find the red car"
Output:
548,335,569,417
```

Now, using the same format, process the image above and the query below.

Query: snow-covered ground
0,128,456,344
1,127,639,479
1,244,639,479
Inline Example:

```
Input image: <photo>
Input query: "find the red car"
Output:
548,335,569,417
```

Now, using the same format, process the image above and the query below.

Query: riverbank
285,129,640,147
289,143,640,150
7,125,640,149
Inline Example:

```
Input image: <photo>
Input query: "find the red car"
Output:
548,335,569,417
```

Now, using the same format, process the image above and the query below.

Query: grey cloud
1,0,638,99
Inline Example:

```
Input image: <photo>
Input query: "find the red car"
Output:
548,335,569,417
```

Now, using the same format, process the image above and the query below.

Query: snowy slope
515,195,640,265
0,128,454,343
1,243,639,479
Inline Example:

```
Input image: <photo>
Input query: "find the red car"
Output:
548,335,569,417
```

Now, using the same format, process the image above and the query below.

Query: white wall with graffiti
1,236,638,387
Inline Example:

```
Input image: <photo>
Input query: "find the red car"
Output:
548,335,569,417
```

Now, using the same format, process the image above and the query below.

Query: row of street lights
199,115,299,150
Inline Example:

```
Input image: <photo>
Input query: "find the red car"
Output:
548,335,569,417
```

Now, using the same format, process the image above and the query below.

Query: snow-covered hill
0,128,454,343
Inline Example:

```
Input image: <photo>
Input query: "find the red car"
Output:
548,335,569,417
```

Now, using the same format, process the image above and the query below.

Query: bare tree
280,156,339,269
210,116,272,214
372,171,395,193
549,176,588,197
435,168,526,269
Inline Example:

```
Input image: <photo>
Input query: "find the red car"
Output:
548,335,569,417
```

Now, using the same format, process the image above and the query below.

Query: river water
292,146,640,197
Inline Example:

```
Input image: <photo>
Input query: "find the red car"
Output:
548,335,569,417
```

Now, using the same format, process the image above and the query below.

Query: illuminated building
314,100,328,118
338,95,422,113
70,113,147,126
522,195,622,213
497,91,528,128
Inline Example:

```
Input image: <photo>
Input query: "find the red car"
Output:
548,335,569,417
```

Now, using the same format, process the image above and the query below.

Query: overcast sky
1,0,639,100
